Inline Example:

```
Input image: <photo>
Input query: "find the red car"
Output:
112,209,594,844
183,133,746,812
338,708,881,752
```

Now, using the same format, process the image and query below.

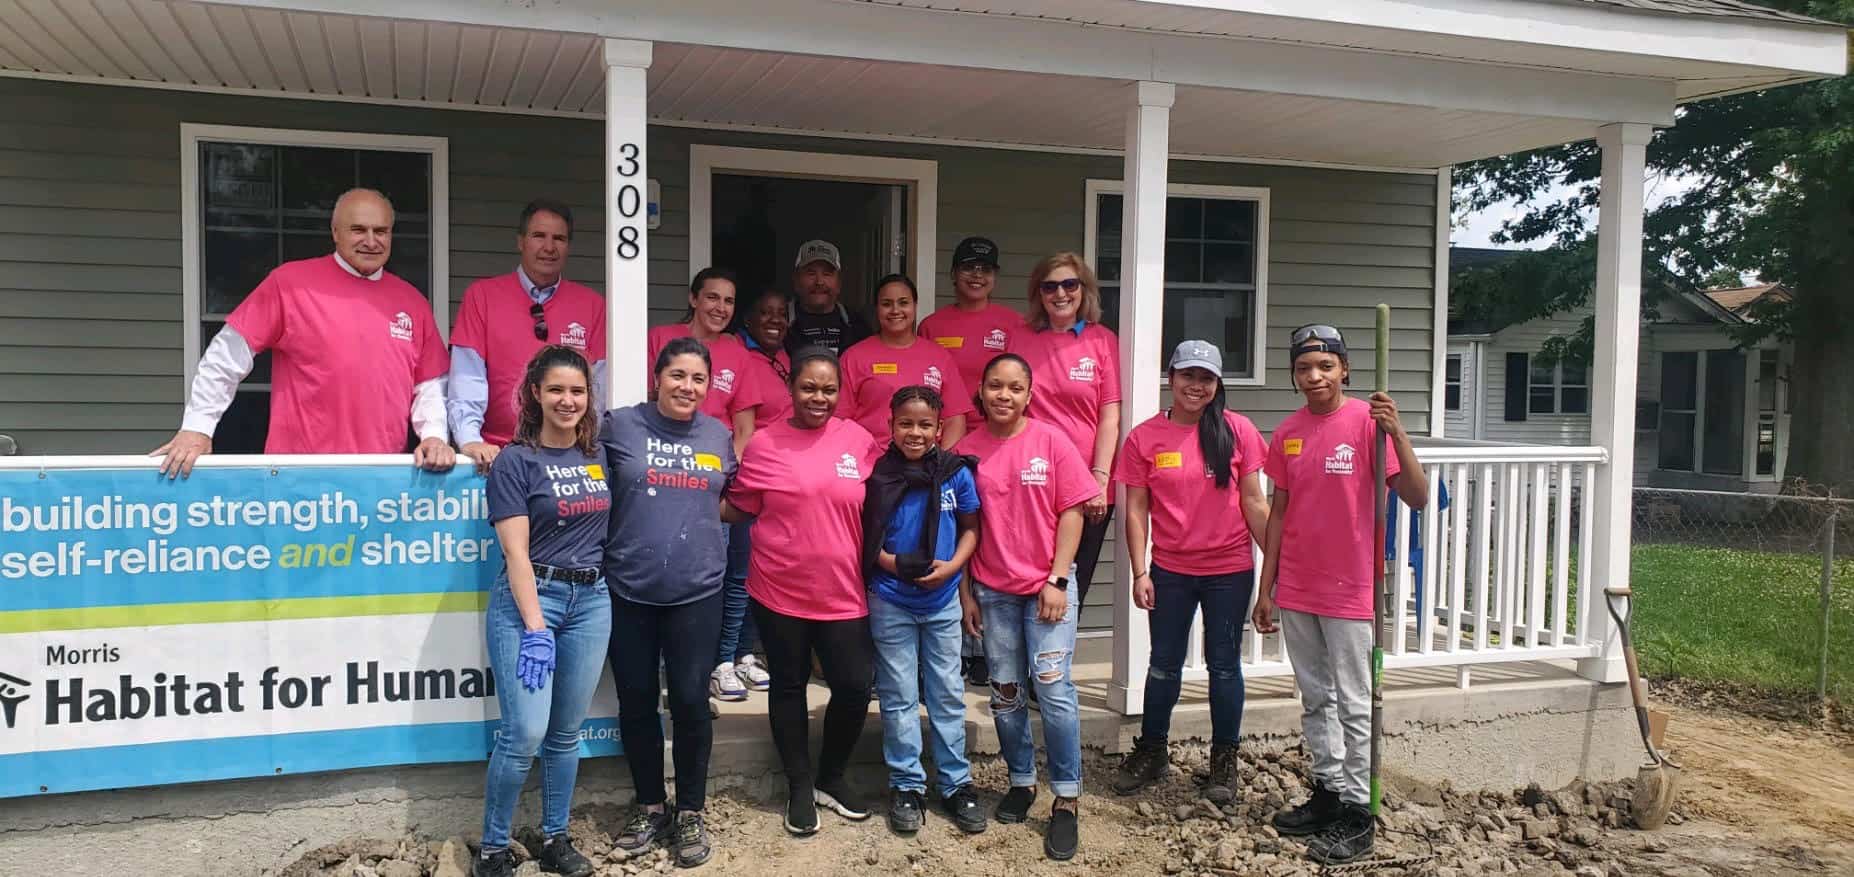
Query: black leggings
610,590,723,811
750,598,873,789
1074,506,1115,612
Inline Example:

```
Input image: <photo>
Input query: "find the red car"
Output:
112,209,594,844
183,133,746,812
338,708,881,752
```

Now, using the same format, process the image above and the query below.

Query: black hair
1173,367,1235,488
973,352,1033,413
513,345,597,455
789,346,841,388
685,266,739,322
518,198,575,239
890,385,944,414
653,335,712,377
873,273,918,302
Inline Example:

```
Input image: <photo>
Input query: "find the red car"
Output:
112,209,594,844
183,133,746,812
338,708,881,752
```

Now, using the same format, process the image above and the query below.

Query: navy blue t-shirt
600,402,737,606
870,467,980,616
486,443,611,571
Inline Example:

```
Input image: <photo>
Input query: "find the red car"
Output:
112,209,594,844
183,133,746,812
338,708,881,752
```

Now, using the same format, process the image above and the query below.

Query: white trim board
179,123,451,396
688,144,939,315
1082,178,1271,387
1430,166,1452,438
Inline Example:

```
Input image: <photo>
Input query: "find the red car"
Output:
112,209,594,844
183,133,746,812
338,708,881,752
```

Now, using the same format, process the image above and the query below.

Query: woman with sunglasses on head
1012,253,1120,618
722,348,883,837
1254,324,1428,866
841,274,973,449
601,336,738,868
474,346,612,877
1111,340,1269,802
954,353,1099,862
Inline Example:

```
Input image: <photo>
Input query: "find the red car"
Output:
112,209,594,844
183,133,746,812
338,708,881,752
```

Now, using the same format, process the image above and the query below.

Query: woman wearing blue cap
1111,340,1269,801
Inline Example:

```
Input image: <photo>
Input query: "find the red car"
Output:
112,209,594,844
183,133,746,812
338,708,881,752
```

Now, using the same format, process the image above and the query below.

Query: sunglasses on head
1037,278,1083,294
1290,323,1343,346
530,302,547,341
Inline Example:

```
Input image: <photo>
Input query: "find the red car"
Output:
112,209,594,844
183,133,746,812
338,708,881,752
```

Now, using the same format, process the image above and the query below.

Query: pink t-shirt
727,418,883,620
737,337,794,429
918,302,1024,395
1115,410,1269,576
1264,397,1402,621
955,419,1100,596
644,324,764,432
227,255,448,454
1016,323,1123,468
839,335,975,446
450,272,607,447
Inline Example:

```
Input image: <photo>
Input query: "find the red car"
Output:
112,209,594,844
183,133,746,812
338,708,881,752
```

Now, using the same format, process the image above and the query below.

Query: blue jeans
716,520,758,664
481,573,613,852
977,575,1082,799
869,593,971,793
1141,566,1253,745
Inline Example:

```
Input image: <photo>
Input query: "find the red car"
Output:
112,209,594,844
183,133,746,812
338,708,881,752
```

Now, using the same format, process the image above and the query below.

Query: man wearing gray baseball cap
784,239,872,358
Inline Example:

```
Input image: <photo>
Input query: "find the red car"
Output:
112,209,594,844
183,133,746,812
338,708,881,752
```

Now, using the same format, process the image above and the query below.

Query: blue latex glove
517,629,556,692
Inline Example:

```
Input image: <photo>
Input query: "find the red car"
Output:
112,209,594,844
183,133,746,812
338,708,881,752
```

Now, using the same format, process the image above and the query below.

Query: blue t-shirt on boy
870,467,980,615
486,443,611,572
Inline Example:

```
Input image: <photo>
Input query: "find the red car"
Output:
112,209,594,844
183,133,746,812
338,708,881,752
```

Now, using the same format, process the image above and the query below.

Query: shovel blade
1631,762,1681,830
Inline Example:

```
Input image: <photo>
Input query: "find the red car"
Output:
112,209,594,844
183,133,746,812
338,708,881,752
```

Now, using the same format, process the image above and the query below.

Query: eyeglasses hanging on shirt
530,302,547,341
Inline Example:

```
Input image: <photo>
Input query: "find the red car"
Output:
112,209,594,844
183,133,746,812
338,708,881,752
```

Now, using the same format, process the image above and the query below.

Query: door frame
689,144,939,316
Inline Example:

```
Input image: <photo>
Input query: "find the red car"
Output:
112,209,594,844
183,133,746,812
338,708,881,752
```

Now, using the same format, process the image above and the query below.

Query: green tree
1454,0,1854,489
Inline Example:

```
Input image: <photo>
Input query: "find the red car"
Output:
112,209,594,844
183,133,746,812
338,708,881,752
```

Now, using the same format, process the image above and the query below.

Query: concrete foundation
0,645,1637,875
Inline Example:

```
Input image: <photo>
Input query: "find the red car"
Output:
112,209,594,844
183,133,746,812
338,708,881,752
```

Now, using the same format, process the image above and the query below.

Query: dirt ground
280,697,1854,877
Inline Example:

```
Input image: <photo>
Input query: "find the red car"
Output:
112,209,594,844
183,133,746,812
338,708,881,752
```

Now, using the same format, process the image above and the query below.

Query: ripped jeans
976,575,1081,799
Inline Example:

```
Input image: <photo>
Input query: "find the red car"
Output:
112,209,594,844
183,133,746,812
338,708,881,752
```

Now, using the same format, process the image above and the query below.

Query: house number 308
615,143,642,261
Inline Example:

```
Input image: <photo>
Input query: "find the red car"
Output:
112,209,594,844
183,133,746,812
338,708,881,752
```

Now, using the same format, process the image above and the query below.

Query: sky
1449,174,1697,250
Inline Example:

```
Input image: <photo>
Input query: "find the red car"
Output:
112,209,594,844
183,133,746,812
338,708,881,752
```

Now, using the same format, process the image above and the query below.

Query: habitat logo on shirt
940,486,959,511
985,328,1008,351
924,366,944,391
1020,456,1050,486
561,322,588,350
714,368,737,394
389,311,415,342
1069,357,1097,383
835,453,861,479
1325,443,1357,475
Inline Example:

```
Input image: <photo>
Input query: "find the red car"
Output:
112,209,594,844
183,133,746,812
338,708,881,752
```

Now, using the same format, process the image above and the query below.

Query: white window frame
1082,179,1271,386
1654,340,1782,482
179,124,451,395
1526,357,1588,415
1444,353,1464,411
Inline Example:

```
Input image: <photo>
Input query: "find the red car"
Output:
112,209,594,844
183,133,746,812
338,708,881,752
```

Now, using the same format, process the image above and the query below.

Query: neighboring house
1448,246,1790,492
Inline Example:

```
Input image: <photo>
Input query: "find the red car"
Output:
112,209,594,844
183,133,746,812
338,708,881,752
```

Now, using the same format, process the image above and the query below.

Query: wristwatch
1047,575,1069,589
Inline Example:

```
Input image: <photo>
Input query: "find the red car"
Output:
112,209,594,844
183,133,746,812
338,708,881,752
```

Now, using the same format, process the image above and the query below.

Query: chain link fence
1631,487,1854,704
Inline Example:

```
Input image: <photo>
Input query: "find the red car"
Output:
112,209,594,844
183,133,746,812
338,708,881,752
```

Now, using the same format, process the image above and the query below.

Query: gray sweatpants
1280,608,1373,806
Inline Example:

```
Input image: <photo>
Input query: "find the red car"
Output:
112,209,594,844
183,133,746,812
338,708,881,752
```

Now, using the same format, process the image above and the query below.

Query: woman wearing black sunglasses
1013,252,1121,616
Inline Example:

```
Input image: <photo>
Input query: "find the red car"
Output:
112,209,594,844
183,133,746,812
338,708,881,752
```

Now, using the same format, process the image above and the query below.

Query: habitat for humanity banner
0,464,620,798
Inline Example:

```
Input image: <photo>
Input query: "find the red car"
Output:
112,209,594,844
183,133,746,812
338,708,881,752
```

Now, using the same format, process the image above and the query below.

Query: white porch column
1578,122,1651,684
1108,81,1174,716
603,38,652,408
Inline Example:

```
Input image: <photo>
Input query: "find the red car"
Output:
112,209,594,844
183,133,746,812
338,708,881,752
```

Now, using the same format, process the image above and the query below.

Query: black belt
532,562,600,584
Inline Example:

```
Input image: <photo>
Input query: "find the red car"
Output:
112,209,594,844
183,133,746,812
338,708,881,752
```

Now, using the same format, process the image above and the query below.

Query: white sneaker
711,662,748,702
735,654,771,691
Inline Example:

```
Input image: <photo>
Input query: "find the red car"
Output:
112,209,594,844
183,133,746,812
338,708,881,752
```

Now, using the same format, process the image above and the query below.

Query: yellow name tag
934,336,964,349
872,363,899,375
1283,439,1304,457
693,453,722,471
586,464,605,479
1155,452,1183,469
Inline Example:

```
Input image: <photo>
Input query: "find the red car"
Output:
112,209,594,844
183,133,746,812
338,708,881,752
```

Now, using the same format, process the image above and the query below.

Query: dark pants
1141,565,1253,746
610,590,723,811
1074,506,1115,612
750,598,873,789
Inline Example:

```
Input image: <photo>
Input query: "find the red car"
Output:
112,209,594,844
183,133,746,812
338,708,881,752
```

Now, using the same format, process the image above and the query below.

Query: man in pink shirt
449,199,608,473
918,237,1024,393
154,189,453,477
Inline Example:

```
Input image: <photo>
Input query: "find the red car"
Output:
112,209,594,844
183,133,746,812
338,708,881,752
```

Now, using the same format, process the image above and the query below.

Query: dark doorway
711,174,906,315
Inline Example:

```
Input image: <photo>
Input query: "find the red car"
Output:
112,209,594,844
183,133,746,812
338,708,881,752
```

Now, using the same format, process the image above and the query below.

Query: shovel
1605,583,1681,829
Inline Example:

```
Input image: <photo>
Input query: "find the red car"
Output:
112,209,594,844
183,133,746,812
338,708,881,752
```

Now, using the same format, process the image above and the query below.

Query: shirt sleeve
1112,425,1149,488
1053,434,1103,512
953,466,980,514
1234,414,1268,477
1264,430,1291,488
224,270,286,354
725,436,769,516
448,346,489,446
414,309,449,385
410,377,449,443
938,353,975,420
486,449,529,523
725,362,765,421
1095,329,1123,406
587,294,609,368
180,326,257,436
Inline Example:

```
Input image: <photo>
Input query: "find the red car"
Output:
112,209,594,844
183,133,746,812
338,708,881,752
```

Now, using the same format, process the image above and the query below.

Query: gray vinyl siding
1473,311,1596,447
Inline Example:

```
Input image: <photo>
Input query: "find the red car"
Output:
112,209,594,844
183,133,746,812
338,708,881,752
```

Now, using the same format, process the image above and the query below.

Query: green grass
1629,543,1854,701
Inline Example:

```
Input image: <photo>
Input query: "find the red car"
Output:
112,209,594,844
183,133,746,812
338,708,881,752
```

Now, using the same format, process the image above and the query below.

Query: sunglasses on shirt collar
530,302,547,341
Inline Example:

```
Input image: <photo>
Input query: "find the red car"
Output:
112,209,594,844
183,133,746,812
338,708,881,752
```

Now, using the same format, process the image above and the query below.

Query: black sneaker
536,834,594,877
888,789,926,834
1044,803,1080,861
994,785,1037,824
1308,803,1376,865
1272,781,1343,836
962,656,990,687
1112,736,1169,795
615,807,672,856
1203,742,1240,805
815,776,872,821
671,810,712,868
785,785,820,836
472,850,516,877
939,785,988,834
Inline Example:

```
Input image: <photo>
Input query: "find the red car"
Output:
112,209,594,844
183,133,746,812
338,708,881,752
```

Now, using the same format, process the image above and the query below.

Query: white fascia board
195,0,1678,124
1143,0,1848,78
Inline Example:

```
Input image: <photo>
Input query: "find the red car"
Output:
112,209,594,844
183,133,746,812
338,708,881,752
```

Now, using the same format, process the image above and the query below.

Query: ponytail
1196,389,1235,489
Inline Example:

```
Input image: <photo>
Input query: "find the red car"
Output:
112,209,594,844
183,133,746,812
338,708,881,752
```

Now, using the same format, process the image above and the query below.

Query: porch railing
1169,441,1608,690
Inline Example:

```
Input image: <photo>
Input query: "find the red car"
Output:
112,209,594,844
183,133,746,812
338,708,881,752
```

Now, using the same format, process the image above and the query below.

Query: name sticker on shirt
1284,438,1304,456
872,363,899,375
1155,451,1183,469
586,464,605,480
935,336,964,349
693,453,722,472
